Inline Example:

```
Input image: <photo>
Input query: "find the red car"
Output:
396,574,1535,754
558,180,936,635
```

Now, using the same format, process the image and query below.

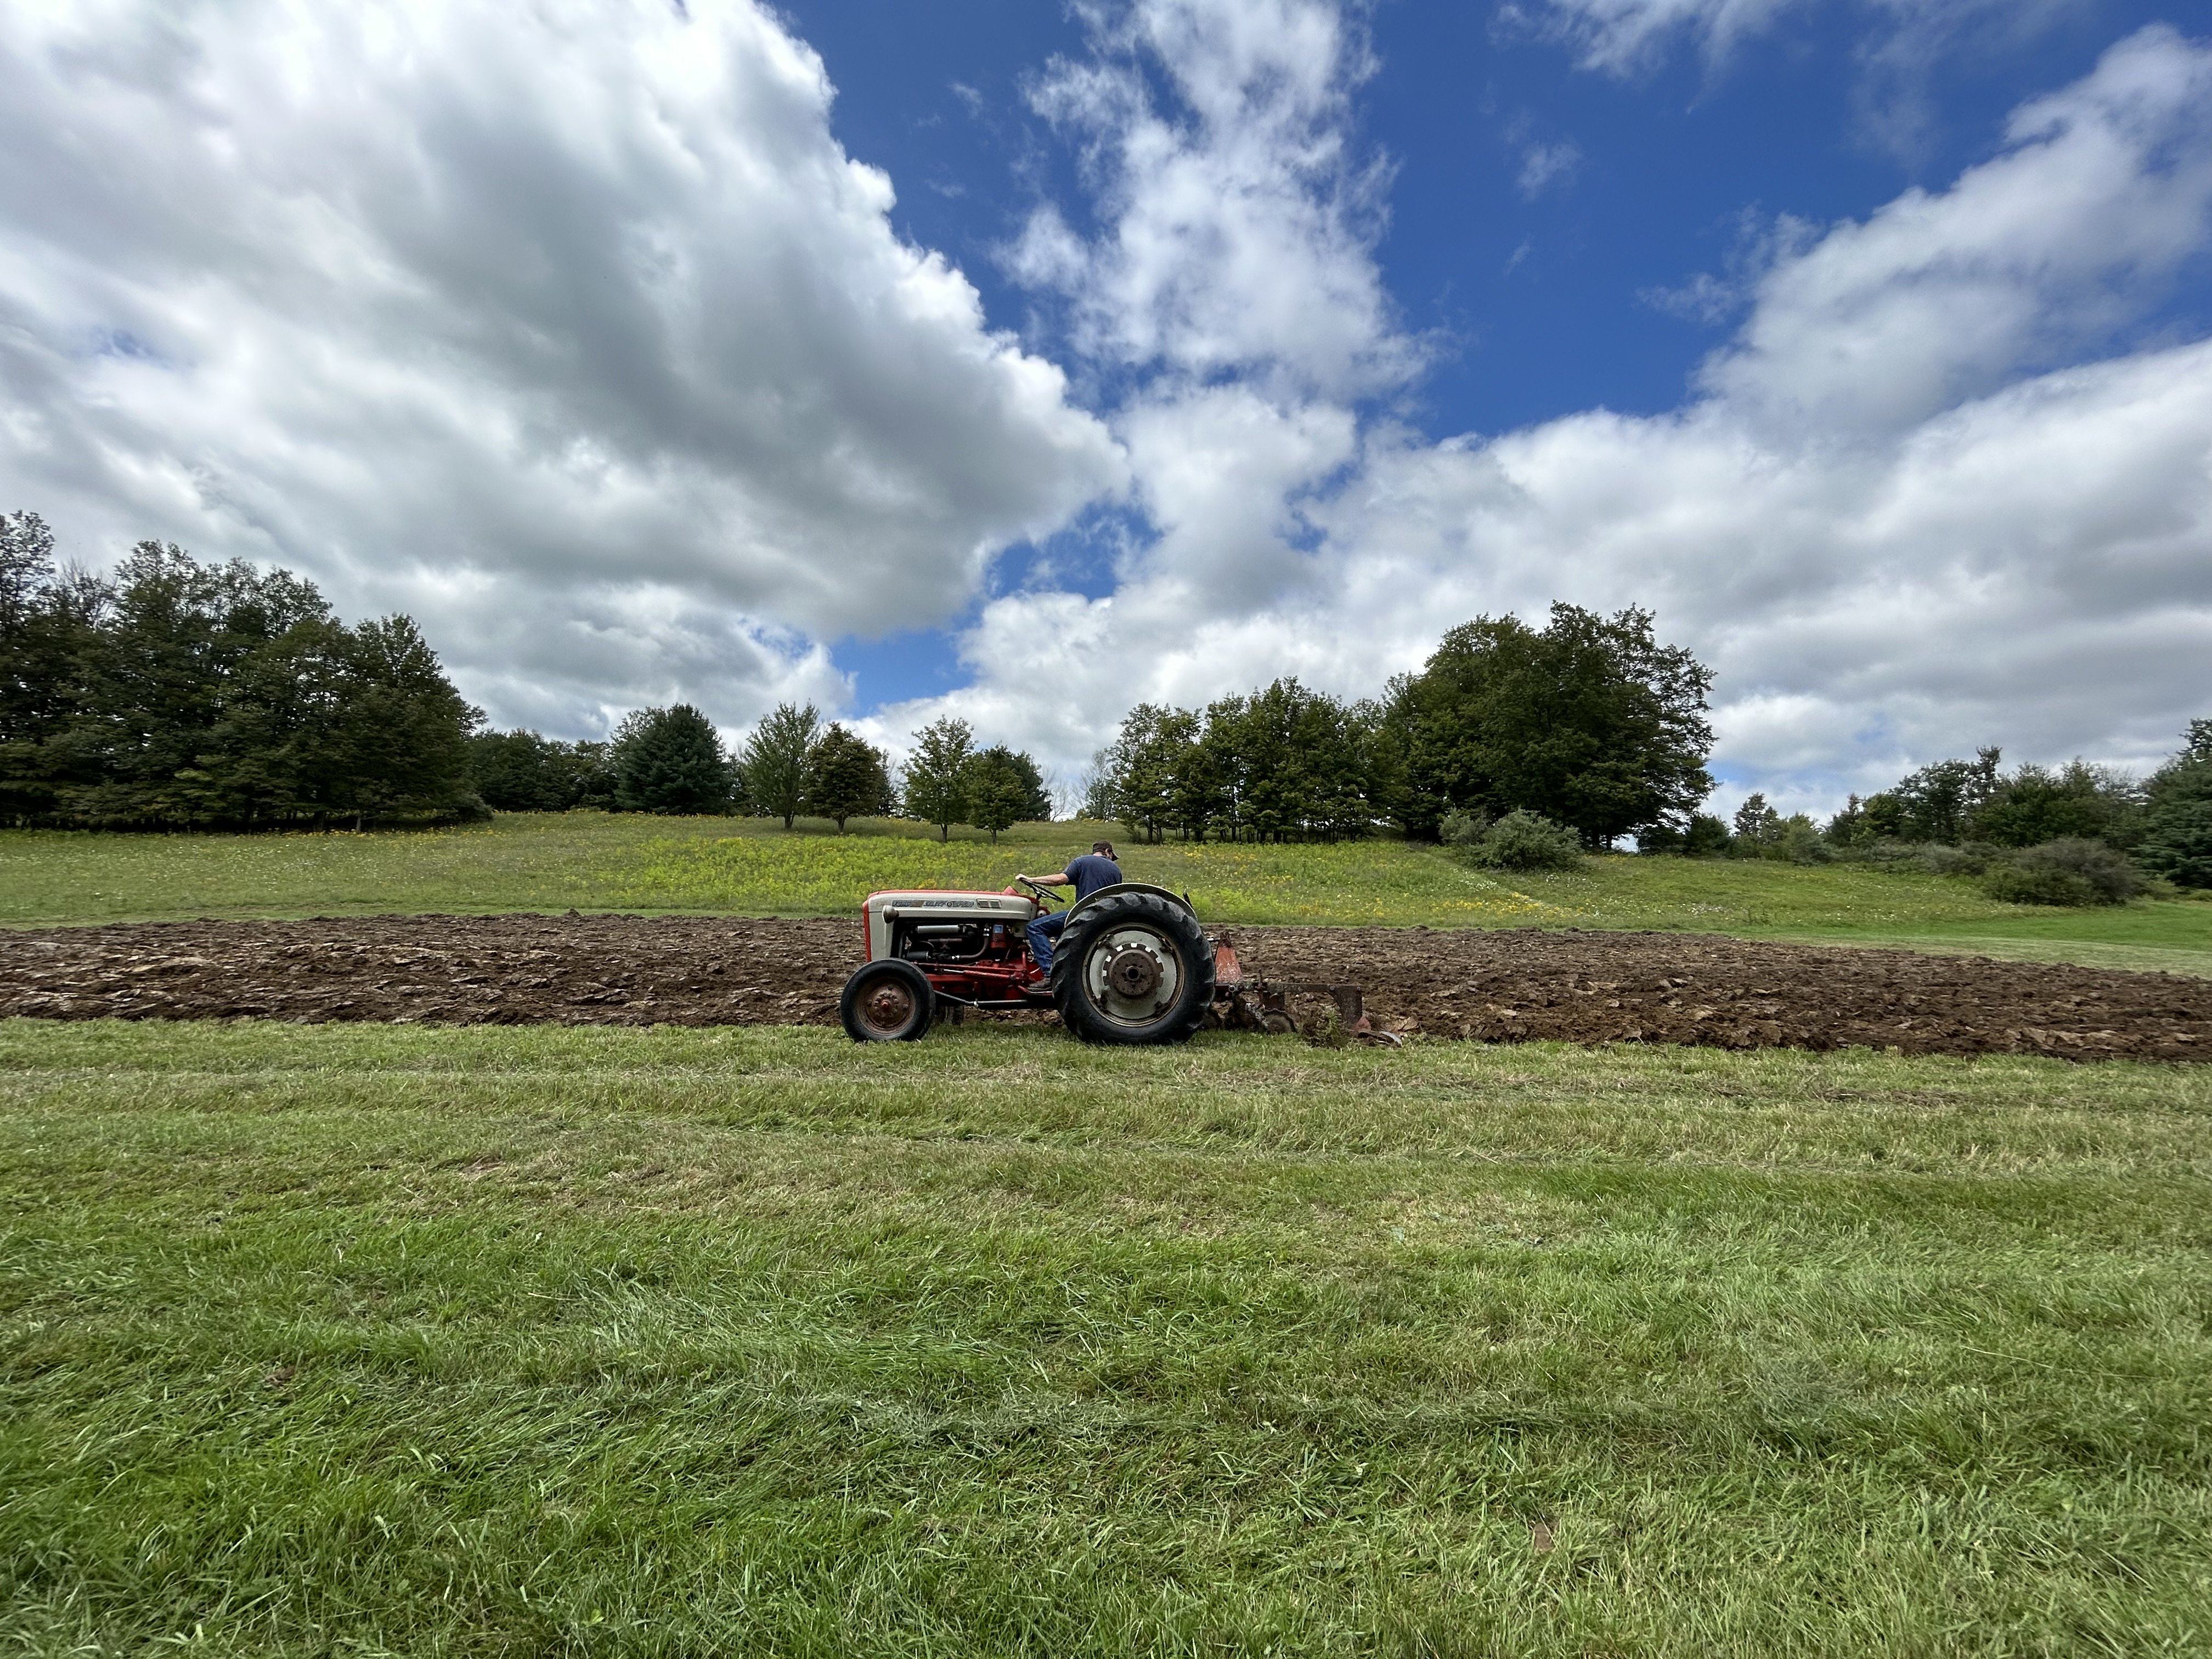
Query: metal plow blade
1206,935,1402,1046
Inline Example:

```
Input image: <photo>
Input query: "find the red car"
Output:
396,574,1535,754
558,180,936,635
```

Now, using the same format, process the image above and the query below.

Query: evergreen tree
805,723,889,832
3,535,479,830
1,511,97,823
56,543,334,825
1685,813,1732,855
741,702,818,829
1861,791,1906,839
1173,710,1230,842
569,740,619,809
992,746,1054,821
902,716,974,840
1731,793,1781,853
2137,720,2212,888
323,616,484,827
611,704,733,815
1886,749,2001,843
1823,794,1873,848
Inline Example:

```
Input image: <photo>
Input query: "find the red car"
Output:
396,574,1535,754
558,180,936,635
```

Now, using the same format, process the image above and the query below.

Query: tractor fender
1063,881,1195,926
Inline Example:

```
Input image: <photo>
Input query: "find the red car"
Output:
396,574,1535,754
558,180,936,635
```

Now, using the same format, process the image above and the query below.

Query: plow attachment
1207,935,1401,1045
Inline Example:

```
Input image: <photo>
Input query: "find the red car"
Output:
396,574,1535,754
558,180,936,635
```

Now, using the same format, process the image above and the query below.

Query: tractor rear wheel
1049,891,1214,1045
840,958,935,1042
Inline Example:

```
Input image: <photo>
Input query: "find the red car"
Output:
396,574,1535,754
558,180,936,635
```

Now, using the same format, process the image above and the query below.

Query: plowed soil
3,912,2208,1062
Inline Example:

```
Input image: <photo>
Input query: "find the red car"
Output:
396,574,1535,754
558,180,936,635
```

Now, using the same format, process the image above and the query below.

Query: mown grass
3,811,2207,974
3,1019,2209,1655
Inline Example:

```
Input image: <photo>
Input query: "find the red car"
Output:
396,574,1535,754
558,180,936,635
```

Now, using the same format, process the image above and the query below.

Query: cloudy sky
2,0,2207,815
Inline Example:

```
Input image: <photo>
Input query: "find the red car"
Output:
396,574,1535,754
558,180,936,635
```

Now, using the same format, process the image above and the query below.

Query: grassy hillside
3,1020,2207,1655
2,811,2206,973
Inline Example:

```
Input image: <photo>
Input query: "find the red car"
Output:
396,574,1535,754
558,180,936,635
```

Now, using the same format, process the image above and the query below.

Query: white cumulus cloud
1703,25,2212,431
1009,0,1414,399
0,0,1124,732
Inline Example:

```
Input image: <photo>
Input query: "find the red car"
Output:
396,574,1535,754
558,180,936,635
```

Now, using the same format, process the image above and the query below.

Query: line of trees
1086,605,1716,848
2,510,1057,838
1,513,479,829
1667,724,2212,900
470,703,1052,836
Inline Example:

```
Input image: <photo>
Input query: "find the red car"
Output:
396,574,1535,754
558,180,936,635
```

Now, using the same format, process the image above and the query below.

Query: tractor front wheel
1049,891,1215,1045
840,958,935,1042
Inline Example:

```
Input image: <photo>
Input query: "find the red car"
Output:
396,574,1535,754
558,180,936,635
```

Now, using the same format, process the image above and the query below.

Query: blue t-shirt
1065,854,1121,900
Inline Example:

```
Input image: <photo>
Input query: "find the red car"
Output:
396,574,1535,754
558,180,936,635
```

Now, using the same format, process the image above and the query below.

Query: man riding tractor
838,838,1220,1045
1015,839,1122,977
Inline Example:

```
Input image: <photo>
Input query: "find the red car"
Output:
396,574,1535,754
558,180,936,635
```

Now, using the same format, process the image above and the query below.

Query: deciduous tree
1391,605,1714,845
964,746,1034,842
902,716,974,841
805,724,890,832
741,702,819,829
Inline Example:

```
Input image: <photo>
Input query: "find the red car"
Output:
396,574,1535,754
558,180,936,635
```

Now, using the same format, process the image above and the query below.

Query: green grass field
3,811,2207,974
3,1019,2208,1656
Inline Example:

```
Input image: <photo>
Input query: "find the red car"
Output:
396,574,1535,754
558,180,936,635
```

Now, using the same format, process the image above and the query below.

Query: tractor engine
859,890,1040,1008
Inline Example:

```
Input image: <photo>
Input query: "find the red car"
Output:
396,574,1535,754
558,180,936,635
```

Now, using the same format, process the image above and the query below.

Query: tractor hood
862,889,1039,961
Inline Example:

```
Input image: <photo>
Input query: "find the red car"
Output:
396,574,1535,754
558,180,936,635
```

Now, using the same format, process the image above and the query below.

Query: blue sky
794,0,2212,798
797,0,2190,440
1,0,2208,815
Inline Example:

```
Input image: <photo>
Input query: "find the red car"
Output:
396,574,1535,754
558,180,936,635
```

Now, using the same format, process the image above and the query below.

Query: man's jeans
1027,910,1069,977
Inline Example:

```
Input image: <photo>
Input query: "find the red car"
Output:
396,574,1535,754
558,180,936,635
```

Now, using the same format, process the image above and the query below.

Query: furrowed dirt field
3,913,2208,1062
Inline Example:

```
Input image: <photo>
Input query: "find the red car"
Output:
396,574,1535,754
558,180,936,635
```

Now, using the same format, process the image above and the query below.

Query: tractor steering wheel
1015,875,1065,911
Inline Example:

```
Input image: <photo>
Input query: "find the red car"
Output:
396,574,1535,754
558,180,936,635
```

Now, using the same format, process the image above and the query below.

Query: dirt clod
0,914,2205,1063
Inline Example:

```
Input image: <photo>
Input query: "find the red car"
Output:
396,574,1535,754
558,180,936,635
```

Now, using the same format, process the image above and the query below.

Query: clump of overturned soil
0,913,2205,1063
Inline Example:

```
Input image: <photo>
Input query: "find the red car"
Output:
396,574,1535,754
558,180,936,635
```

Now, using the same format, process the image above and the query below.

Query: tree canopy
1,517,481,830
901,717,974,842
467,731,612,812
1392,605,1715,847
1084,611,1717,847
741,702,819,830
804,724,892,832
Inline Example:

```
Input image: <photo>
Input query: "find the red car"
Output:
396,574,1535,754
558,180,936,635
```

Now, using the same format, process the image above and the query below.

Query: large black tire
1049,890,1215,1045
840,958,934,1042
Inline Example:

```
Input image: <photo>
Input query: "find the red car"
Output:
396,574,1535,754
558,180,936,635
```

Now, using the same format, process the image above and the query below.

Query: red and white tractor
839,878,1222,1045
838,877,1376,1046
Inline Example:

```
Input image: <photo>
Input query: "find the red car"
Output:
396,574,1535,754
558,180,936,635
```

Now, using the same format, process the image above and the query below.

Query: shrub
1438,808,1492,847
1982,838,2142,906
1911,845,1999,884
1463,809,1583,872
1773,815,1831,865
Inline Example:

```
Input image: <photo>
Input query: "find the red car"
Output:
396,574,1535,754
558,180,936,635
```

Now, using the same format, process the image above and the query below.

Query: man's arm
1018,869,1073,887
